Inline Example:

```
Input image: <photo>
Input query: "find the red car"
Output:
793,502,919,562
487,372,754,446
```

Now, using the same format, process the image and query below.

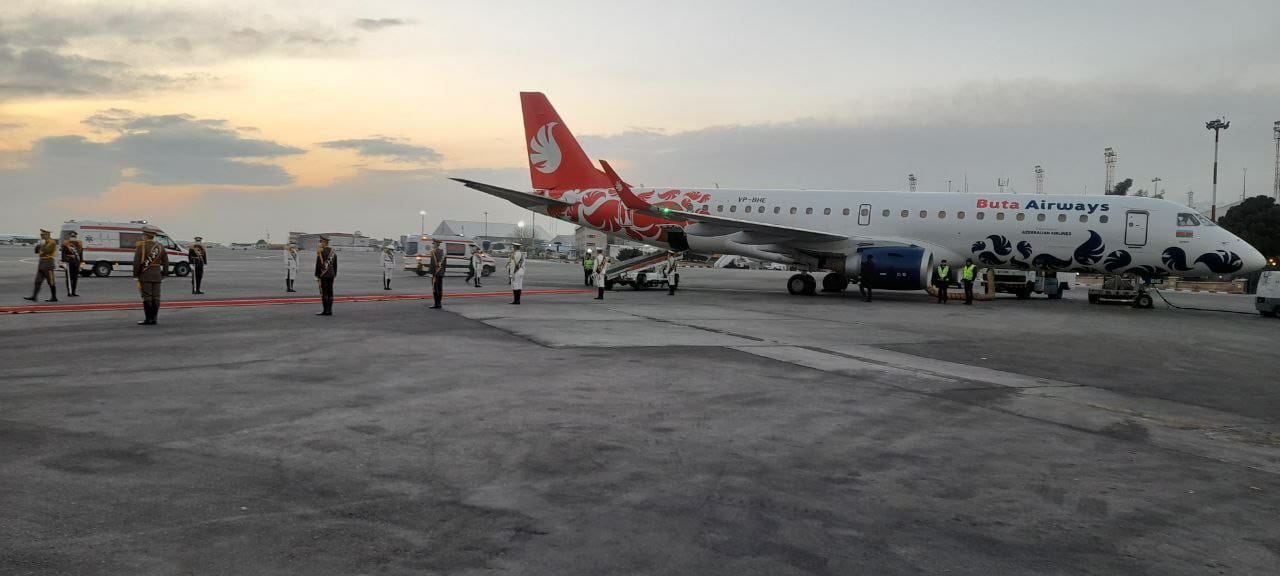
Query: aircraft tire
787,274,808,295
821,272,849,292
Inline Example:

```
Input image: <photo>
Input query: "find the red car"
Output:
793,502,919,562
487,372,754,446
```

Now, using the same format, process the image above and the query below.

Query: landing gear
821,272,849,293
787,273,817,296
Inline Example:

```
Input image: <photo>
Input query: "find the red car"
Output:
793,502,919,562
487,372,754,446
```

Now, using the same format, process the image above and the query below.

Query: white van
1257,271,1280,317
60,220,192,277
401,234,496,277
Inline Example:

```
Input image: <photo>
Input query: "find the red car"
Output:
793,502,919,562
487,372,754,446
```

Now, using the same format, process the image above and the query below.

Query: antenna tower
1103,147,1117,194
1186,189,1194,208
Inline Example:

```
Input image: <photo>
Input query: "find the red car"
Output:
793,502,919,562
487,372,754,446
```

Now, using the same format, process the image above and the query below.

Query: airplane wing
597,160,848,245
450,178,573,211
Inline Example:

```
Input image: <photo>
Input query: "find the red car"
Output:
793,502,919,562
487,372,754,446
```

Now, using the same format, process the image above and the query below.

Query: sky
2,0,1279,242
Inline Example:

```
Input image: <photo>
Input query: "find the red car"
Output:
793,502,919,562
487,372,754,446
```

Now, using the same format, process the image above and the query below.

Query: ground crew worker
859,254,876,302
284,243,299,292
429,240,445,309
61,230,84,298
509,243,526,304
188,236,208,294
934,259,951,304
132,228,169,324
663,250,680,295
593,255,609,300
582,249,594,286
469,248,483,288
315,236,337,316
24,229,59,303
381,246,396,291
962,258,978,305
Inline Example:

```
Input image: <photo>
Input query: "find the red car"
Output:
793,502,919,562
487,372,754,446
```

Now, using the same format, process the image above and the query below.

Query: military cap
318,235,329,241
194,236,203,241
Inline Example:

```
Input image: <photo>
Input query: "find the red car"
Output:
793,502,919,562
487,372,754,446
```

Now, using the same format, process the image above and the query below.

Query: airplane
453,92,1268,296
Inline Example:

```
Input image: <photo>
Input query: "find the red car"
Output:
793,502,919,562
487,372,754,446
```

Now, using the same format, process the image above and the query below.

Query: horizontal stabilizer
450,178,573,211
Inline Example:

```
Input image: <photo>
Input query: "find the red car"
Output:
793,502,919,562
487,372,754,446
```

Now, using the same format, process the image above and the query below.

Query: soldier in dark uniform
132,228,169,325
314,236,338,316
61,230,84,297
188,236,208,294
428,239,445,309
24,229,59,302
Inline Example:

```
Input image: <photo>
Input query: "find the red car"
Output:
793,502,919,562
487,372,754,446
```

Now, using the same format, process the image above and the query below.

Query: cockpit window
1201,215,1218,227
1176,213,1200,226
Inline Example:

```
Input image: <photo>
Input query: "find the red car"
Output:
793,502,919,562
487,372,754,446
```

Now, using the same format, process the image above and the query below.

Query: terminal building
290,231,377,252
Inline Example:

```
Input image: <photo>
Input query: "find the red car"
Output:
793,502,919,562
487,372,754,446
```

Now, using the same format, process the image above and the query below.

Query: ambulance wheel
173,262,191,277
482,266,494,277
1134,293,1154,309
92,262,112,277
821,272,849,292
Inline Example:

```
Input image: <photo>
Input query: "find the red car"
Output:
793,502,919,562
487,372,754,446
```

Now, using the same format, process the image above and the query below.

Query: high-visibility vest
963,264,977,280
936,265,950,279
583,258,594,269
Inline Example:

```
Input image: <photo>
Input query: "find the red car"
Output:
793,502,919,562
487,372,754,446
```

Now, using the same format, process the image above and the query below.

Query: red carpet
1,289,591,314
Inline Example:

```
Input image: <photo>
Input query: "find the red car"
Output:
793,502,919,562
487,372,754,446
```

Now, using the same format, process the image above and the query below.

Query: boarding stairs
604,250,681,280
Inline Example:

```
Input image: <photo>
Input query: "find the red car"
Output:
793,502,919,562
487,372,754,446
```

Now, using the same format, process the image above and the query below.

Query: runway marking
0,289,592,314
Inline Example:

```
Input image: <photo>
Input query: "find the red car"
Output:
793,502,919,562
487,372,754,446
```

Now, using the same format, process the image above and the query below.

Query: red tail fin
521,92,610,190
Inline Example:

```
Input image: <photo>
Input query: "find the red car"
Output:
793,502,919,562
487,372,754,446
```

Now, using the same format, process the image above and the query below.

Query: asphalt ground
2,245,1279,575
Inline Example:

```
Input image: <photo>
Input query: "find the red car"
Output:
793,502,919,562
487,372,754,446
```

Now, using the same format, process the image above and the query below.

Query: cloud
0,122,25,130
318,136,443,164
353,18,412,31
0,110,304,195
0,45,190,99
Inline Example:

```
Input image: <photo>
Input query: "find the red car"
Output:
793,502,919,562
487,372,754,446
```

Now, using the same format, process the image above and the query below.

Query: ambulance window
805,207,813,215
1177,213,1200,226
1079,215,1088,223
773,207,781,214
823,208,831,215
1100,215,1109,224
938,211,946,219
1058,214,1067,223
120,232,143,247
957,211,965,219
919,210,927,218
882,209,890,217
446,243,466,256
790,207,797,215
1016,213,1026,221
901,210,909,218
842,208,850,216
729,205,737,213
996,212,1005,221
976,212,985,220
1201,215,1217,227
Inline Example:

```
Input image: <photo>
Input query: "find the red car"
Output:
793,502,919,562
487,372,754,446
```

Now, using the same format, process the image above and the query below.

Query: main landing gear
788,272,849,296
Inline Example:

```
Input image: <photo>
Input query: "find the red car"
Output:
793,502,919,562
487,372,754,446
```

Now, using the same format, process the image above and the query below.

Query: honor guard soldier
188,236,208,294
381,246,396,291
61,230,85,297
508,243,526,304
469,248,483,288
933,259,951,304
582,249,594,285
428,239,445,309
593,255,609,300
132,228,169,324
663,250,680,295
24,229,59,302
314,236,338,315
961,258,978,305
859,254,876,302
284,243,299,292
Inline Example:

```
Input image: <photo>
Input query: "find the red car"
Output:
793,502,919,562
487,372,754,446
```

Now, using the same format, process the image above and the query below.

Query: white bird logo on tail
529,122,562,174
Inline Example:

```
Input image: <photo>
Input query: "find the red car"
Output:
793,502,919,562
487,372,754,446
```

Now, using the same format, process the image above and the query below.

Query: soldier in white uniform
381,246,396,290
662,250,680,295
508,243,525,304
593,255,610,300
469,248,484,288
284,243,299,292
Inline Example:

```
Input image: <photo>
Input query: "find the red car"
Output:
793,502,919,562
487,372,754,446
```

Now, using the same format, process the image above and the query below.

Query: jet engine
846,246,933,290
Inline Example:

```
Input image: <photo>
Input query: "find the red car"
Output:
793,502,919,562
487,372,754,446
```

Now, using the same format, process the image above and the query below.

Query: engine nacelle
846,246,933,291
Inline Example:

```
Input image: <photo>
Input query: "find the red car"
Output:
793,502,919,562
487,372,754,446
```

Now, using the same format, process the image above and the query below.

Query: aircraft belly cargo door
857,204,872,226
1125,211,1148,246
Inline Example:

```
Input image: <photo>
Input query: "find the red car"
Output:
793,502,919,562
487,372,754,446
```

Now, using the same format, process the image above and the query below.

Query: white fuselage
533,188,1265,278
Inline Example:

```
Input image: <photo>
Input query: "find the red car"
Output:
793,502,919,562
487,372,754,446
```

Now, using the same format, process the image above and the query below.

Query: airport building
432,220,551,251
292,231,377,252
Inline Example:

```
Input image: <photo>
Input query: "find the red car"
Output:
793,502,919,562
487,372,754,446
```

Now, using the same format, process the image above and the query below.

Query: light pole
1206,117,1230,221
1151,177,1161,199
483,211,488,238
419,210,426,236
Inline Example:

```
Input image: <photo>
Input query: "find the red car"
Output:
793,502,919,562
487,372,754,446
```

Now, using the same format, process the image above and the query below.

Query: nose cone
1240,243,1267,274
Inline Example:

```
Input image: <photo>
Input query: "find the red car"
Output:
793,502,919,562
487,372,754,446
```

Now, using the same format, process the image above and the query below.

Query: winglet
599,159,651,211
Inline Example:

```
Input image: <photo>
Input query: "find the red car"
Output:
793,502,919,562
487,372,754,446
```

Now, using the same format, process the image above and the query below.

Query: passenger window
743,206,752,213
1079,215,1088,223
774,207,781,214
823,208,831,215
716,205,723,212
805,207,813,215
1016,213,1026,221
790,207,797,215
842,208,850,216
861,207,870,217
919,210,927,218
1035,213,1044,222
938,211,946,218
1058,214,1067,223
729,205,737,213
700,205,708,212
957,211,965,219
882,209,890,217
1177,213,1200,226
901,210,909,218
996,212,1005,221
976,212,985,220
1100,215,1109,224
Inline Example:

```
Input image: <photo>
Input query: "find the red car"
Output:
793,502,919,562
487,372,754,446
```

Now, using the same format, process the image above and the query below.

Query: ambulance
60,220,192,277
401,234,495,277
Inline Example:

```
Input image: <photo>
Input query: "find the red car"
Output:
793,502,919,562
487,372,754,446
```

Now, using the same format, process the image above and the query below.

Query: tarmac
2,246,1280,575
